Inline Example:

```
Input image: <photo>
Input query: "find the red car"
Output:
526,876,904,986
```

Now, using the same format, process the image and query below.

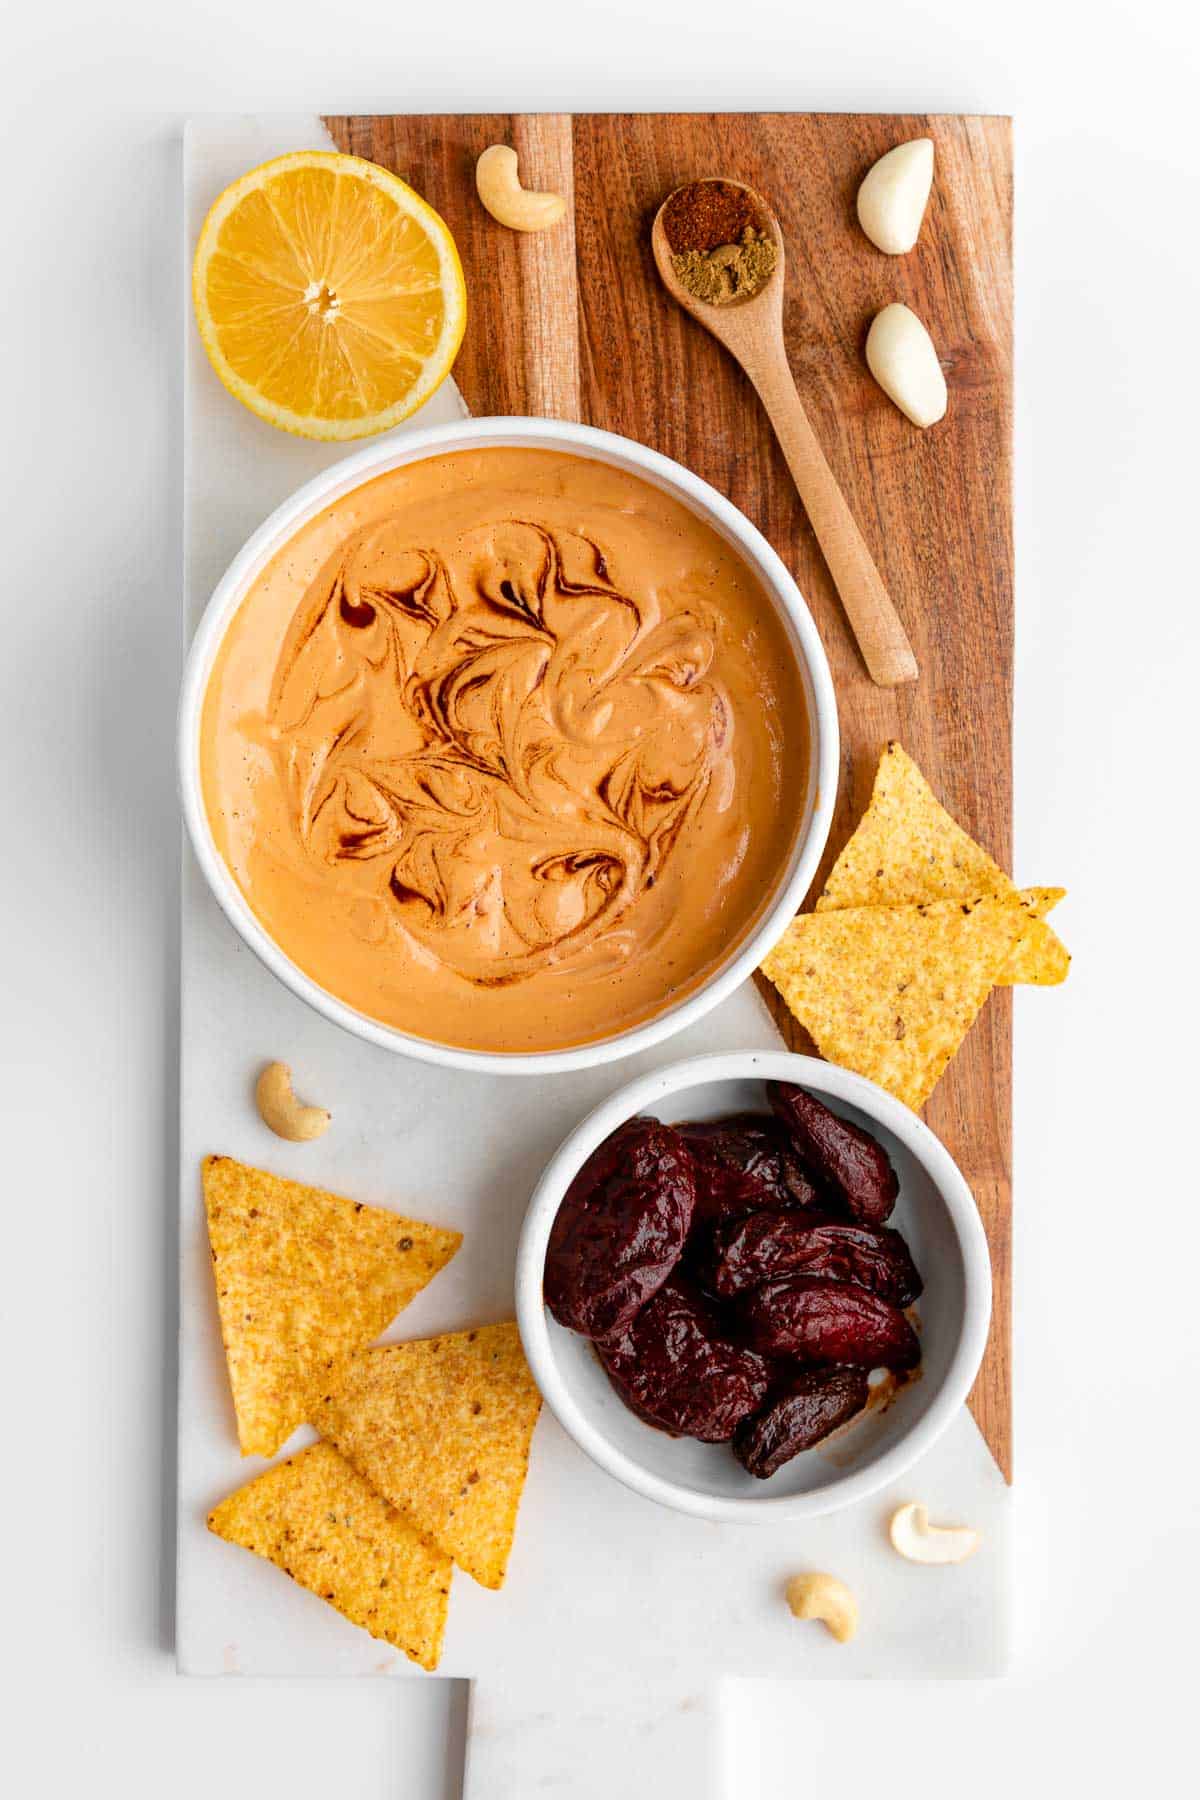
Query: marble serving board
178,116,1011,1797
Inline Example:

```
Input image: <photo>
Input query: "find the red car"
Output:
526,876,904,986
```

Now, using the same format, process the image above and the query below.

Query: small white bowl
516,1052,991,1520
178,416,837,1075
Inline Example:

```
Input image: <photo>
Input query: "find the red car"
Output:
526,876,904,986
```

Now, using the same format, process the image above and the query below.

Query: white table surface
4,2,1198,1795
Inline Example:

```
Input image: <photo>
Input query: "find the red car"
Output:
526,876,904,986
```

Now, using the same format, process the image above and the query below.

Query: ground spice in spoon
661,180,778,305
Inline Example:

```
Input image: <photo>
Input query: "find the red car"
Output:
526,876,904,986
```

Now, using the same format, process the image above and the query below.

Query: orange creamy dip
201,448,808,1052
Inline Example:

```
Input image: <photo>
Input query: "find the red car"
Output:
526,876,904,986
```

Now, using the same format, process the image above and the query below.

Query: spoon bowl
652,179,918,689
651,178,786,332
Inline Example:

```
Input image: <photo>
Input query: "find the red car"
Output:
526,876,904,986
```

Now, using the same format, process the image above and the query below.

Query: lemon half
193,151,466,440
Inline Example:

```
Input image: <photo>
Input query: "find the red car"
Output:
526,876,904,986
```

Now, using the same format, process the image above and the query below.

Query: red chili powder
662,180,761,253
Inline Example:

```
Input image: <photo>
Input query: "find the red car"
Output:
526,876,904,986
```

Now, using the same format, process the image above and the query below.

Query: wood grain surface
325,111,1015,1481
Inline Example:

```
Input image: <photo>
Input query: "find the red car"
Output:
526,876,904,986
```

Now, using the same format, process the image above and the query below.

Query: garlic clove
856,138,935,255
865,304,948,428
888,1501,982,1565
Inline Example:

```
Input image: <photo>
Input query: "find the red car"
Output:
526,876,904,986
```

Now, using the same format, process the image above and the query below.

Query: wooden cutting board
325,111,1015,1481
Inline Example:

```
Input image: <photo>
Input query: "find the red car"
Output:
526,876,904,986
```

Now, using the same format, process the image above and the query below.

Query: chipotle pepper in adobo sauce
680,1114,824,1223
700,1209,922,1306
598,1278,770,1441
544,1117,696,1340
767,1082,899,1226
732,1367,871,1478
743,1274,920,1371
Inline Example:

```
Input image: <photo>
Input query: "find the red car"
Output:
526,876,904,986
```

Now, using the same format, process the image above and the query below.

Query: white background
3,1,1197,1794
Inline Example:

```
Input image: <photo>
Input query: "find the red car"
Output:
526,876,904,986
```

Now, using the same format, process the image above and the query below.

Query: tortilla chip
203,1156,462,1459
1006,888,1070,986
208,1442,451,1670
817,744,1069,986
760,893,1036,1110
817,743,1010,911
315,1322,542,1591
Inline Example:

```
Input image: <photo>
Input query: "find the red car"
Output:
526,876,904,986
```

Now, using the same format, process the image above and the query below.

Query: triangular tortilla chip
760,893,1035,1110
203,1156,462,1458
817,743,1011,909
208,1442,452,1670
816,743,1069,986
314,1322,542,1590
1006,888,1070,986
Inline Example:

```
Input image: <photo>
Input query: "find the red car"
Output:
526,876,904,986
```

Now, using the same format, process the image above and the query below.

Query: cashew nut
785,1572,858,1643
889,1501,981,1565
865,303,948,428
856,138,935,255
475,145,566,233
255,1061,331,1143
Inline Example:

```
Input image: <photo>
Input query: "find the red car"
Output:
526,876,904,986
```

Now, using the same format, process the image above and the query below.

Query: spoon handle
748,356,918,687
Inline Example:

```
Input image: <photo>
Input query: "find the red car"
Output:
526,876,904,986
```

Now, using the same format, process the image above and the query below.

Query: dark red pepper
767,1083,899,1226
598,1278,771,1441
700,1208,922,1306
732,1367,870,1477
679,1114,823,1223
544,1117,696,1340
743,1274,920,1370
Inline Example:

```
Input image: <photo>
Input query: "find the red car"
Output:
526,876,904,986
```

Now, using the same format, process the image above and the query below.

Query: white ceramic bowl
516,1051,991,1520
178,417,837,1074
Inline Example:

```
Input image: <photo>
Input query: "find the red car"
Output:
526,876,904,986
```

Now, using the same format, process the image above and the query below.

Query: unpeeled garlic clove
856,138,935,255
889,1501,981,1565
865,304,948,428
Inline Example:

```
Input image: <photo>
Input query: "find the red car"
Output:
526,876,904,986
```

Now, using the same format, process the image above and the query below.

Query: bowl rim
178,415,839,1074
515,1050,993,1520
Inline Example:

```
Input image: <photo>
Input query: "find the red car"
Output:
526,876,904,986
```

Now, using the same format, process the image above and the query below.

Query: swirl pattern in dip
201,448,808,1052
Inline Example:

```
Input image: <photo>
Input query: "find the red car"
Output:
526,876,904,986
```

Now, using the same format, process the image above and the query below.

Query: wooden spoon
652,181,918,688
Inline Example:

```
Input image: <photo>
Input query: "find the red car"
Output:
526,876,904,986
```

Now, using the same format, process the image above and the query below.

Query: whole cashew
255,1061,331,1143
475,145,567,233
889,1501,981,1565
786,1572,858,1644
